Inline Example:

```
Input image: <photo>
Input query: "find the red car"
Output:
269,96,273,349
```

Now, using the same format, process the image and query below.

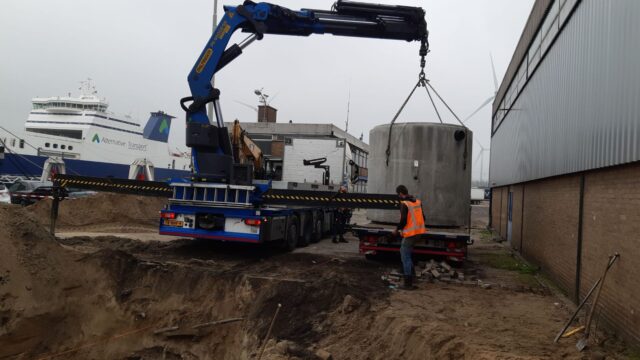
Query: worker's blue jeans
400,235,418,276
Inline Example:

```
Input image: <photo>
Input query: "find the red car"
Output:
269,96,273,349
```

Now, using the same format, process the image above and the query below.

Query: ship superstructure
0,80,190,181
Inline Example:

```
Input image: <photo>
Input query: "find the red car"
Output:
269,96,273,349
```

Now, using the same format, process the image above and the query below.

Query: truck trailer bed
351,225,471,262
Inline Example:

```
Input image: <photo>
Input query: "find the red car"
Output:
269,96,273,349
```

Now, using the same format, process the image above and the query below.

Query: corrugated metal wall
490,0,640,186
492,0,552,115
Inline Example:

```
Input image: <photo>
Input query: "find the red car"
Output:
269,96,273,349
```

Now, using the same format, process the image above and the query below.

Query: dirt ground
0,195,634,359
30,194,166,233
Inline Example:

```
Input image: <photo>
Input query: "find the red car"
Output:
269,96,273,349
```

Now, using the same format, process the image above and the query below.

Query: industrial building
489,0,640,346
232,105,369,192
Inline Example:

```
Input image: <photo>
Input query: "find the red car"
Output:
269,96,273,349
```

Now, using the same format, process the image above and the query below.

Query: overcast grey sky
0,0,533,181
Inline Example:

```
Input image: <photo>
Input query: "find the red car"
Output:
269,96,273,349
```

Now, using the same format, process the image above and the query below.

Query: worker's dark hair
396,185,408,195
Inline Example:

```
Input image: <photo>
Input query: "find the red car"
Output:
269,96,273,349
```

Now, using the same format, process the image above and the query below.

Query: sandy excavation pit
0,197,634,359
1,205,387,359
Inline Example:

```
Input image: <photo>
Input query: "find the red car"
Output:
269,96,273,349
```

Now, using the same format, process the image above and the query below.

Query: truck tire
282,216,298,252
299,219,312,247
312,218,323,243
365,253,379,261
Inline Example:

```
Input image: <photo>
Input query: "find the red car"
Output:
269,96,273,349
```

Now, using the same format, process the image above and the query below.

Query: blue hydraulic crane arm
181,0,428,183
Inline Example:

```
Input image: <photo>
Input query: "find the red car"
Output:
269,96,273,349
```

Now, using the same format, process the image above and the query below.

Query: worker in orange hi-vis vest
392,184,427,290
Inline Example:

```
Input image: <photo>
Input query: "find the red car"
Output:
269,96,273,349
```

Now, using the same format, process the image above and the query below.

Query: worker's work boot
339,236,348,243
400,275,417,290
332,237,338,244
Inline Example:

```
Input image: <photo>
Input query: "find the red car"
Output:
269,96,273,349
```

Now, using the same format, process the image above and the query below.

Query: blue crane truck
156,179,404,251
52,1,469,258
158,181,339,250
159,0,429,250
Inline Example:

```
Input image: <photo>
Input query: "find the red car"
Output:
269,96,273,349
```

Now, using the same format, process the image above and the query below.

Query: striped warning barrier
261,189,400,209
53,174,172,197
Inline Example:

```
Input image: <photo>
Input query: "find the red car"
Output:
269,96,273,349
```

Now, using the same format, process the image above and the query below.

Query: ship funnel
143,111,175,143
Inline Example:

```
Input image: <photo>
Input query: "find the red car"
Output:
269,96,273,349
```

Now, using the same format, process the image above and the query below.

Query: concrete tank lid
371,122,469,131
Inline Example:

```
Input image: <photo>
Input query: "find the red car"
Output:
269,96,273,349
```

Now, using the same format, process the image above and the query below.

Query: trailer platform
351,225,472,263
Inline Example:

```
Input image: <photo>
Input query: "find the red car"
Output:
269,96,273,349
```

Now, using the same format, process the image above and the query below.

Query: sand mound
29,193,167,231
0,214,388,359
0,204,69,303
0,205,85,356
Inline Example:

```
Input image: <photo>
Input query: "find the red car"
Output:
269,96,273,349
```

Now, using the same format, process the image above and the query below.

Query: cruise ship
0,81,191,181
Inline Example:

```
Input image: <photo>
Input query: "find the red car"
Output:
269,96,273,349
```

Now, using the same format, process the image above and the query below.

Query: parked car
66,187,98,199
9,180,67,206
8,180,96,206
0,183,10,204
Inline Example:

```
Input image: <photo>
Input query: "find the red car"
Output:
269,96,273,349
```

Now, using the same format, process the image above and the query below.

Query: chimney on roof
257,105,277,123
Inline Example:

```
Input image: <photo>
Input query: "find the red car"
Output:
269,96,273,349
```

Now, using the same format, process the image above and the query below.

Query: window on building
19,139,24,149
45,142,50,148
53,144,58,149
26,128,83,139
560,0,578,24
541,2,560,56
61,145,66,150
68,145,73,151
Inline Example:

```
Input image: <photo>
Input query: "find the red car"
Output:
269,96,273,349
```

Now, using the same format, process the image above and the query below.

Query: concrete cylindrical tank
367,123,472,227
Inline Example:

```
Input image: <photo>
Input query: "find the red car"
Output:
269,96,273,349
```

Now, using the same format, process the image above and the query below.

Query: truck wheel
312,218,323,243
299,230,311,247
282,217,298,252
299,220,312,247
365,253,378,261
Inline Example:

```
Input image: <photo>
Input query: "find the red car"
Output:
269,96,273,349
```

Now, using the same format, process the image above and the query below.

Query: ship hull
0,153,189,181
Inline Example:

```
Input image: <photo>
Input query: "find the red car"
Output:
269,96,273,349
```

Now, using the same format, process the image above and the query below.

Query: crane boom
180,0,429,183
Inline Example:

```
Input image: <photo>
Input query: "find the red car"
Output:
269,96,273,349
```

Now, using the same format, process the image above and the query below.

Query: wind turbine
464,55,498,186
234,100,258,113
463,54,499,125
474,139,490,186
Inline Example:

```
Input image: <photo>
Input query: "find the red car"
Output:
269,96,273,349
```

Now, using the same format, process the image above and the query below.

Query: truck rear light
161,212,176,219
244,218,261,226
361,235,378,246
447,241,456,249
